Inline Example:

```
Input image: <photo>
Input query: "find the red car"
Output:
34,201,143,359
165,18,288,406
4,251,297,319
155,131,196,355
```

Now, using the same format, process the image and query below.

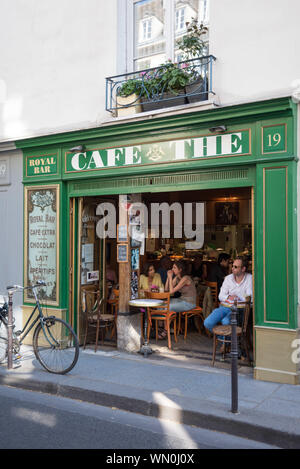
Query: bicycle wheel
0,319,8,363
33,317,79,374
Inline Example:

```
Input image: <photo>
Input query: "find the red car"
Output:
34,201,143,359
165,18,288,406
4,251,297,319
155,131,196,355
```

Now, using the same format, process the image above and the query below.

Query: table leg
139,309,153,357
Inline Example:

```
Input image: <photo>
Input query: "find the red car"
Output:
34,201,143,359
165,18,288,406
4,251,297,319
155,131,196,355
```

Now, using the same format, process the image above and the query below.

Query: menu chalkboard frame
24,184,60,306
117,243,128,263
117,224,128,243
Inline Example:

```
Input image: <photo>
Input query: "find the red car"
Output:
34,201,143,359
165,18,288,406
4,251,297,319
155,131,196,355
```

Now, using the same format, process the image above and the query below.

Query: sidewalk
0,346,299,449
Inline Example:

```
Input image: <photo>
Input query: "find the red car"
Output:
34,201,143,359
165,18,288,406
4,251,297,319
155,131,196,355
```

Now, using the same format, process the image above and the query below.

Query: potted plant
139,71,165,112
141,61,190,112
116,78,142,116
161,60,190,98
176,18,209,103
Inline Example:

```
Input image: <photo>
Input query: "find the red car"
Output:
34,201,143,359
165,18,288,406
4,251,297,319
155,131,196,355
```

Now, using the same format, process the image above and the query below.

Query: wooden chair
205,281,218,308
211,297,251,366
146,292,177,350
82,288,115,352
177,296,205,339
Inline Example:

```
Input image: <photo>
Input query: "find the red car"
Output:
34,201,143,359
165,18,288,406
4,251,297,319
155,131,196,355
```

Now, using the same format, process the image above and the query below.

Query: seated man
204,256,252,332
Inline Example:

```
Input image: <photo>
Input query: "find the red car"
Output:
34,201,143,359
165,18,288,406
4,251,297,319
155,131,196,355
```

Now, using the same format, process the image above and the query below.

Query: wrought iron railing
106,55,216,115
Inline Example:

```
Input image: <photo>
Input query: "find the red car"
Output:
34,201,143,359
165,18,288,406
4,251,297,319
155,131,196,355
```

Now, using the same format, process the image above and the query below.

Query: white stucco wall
1,0,299,142
210,0,300,105
297,103,300,324
0,0,117,142
0,150,23,329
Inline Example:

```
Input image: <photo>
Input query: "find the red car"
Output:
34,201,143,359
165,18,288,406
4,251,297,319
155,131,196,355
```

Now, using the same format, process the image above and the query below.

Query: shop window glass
132,0,209,71
134,0,166,71
174,0,209,60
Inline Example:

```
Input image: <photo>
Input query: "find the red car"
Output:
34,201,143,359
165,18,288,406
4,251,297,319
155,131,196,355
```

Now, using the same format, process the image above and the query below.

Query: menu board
117,244,128,263
25,186,59,304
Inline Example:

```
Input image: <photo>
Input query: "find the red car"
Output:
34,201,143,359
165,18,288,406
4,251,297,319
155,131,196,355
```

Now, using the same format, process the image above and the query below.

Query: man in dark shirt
157,255,173,285
207,253,230,292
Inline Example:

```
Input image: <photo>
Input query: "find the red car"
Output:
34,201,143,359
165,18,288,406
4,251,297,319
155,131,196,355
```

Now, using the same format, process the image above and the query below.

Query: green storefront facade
18,96,300,384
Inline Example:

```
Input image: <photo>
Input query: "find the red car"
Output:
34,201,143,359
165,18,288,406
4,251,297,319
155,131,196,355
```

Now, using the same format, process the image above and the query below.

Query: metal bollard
231,299,239,413
7,291,13,370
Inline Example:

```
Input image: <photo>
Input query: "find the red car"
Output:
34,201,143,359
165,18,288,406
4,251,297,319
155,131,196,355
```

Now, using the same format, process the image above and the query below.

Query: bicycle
0,281,79,374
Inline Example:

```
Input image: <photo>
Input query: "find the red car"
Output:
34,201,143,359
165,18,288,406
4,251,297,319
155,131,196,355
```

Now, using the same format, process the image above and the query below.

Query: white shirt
218,273,253,303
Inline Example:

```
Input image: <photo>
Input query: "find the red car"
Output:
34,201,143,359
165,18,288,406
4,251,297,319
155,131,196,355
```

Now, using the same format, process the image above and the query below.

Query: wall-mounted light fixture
209,125,227,134
69,144,86,152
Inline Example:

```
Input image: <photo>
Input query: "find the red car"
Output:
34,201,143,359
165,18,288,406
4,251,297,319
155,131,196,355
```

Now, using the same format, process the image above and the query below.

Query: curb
1,374,299,448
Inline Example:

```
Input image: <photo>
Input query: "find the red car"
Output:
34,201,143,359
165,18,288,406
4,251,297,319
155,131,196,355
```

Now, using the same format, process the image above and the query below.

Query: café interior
80,186,253,368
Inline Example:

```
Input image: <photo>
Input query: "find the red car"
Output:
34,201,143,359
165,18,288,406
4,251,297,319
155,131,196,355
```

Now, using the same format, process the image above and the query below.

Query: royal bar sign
65,130,250,173
26,154,58,176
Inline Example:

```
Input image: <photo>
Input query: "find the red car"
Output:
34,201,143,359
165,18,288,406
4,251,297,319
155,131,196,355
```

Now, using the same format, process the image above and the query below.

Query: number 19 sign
262,124,287,154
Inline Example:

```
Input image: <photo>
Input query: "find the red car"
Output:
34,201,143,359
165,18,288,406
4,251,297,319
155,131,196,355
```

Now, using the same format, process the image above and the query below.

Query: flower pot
185,79,208,103
141,90,187,112
140,97,162,112
116,93,142,117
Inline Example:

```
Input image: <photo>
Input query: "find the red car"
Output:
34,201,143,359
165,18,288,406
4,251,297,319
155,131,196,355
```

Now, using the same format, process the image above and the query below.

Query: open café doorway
74,186,254,371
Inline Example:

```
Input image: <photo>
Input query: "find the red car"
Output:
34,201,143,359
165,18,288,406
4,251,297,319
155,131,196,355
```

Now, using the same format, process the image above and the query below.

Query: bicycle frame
1,289,59,348
17,303,43,345
2,282,79,374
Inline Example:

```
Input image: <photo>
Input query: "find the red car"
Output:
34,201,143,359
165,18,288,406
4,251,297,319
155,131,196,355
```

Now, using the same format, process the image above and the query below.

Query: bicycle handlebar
6,285,24,292
6,281,46,292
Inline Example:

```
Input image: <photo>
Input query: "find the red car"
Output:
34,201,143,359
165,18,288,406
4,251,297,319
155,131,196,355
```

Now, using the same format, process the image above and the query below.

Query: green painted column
254,160,299,384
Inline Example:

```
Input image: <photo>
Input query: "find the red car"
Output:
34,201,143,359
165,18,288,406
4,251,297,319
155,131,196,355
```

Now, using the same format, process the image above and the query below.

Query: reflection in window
134,0,165,71
175,6,186,32
132,0,209,71
199,0,209,24
174,0,209,58
142,18,152,40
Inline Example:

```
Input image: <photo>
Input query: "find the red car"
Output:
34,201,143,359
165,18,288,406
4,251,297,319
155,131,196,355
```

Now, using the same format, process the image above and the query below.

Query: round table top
128,299,164,308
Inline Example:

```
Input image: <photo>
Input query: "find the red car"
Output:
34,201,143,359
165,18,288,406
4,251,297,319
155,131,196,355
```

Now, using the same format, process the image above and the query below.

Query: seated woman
165,260,197,313
139,263,165,339
139,263,164,297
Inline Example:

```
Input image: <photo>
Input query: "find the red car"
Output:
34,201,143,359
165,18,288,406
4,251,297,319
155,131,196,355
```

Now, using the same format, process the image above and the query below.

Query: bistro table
128,298,164,357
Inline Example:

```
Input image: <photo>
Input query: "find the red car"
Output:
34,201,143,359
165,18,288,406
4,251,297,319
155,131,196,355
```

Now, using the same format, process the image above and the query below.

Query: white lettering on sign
68,132,248,172
71,152,86,171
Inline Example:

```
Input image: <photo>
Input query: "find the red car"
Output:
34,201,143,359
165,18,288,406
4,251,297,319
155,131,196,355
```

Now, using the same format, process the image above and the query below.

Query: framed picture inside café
117,224,128,243
215,202,239,225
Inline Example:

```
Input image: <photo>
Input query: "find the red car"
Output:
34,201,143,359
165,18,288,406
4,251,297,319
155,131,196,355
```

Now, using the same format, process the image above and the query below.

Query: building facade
0,0,300,383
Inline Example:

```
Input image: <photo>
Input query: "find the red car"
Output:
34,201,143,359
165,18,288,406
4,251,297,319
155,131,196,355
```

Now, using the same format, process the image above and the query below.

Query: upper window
142,18,153,40
131,0,209,71
175,7,186,32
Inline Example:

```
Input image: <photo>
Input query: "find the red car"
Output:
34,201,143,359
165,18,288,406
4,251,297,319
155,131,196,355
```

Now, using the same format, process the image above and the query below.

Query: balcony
106,55,216,116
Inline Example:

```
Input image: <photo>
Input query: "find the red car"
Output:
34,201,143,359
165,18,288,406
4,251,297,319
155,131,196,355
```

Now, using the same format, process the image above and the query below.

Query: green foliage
176,18,208,60
118,79,142,97
159,61,190,94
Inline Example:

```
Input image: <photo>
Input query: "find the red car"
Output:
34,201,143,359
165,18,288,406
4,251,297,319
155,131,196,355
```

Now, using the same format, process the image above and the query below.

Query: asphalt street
0,385,279,450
